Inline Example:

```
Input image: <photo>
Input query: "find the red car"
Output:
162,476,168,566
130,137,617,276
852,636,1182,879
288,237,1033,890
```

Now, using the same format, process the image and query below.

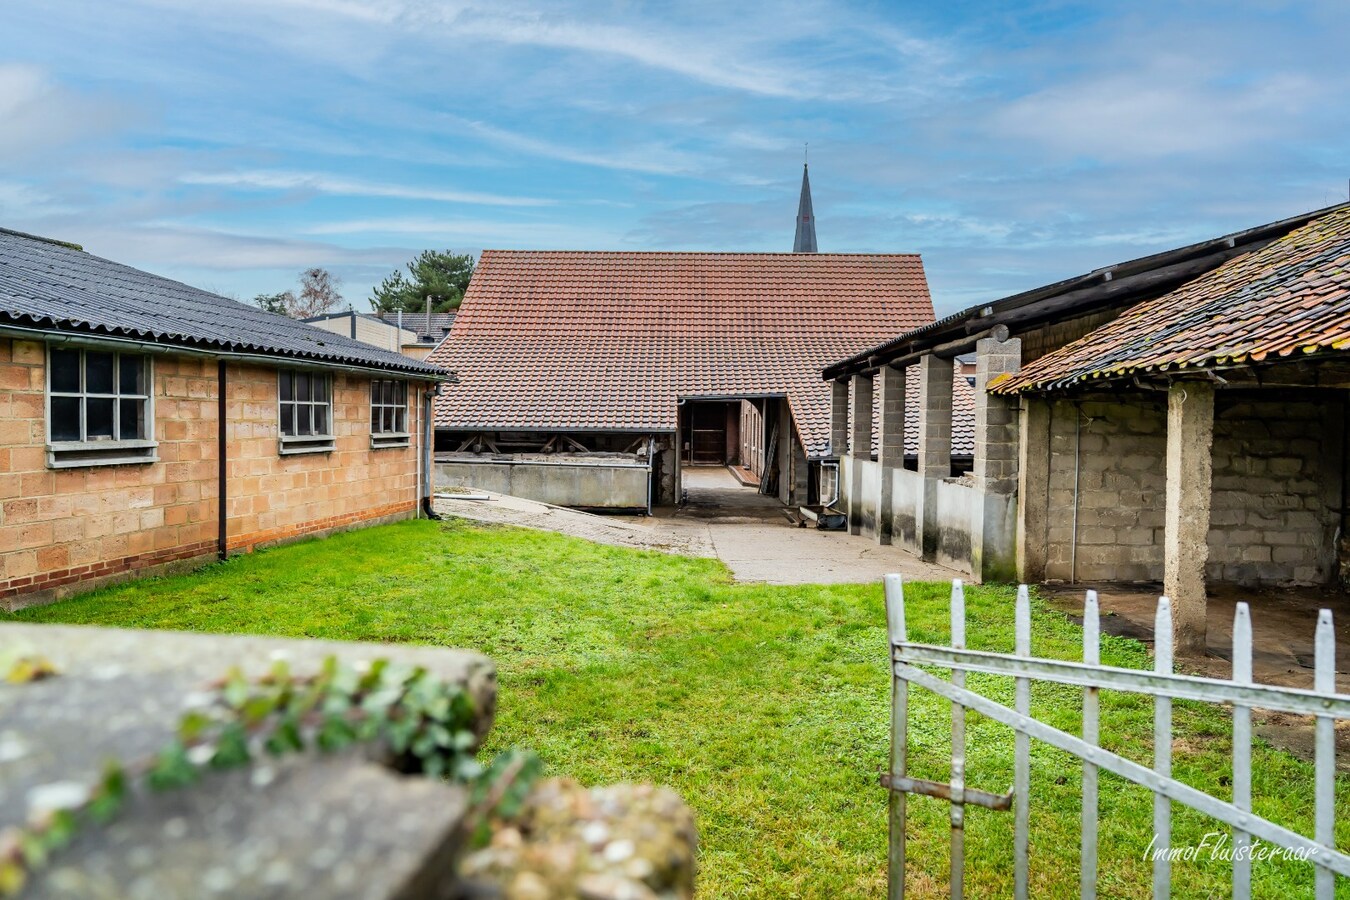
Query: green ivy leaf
177,710,213,743
148,742,199,791
357,658,388,692
210,723,250,769
40,812,75,852
386,718,416,754
317,714,356,752
222,668,250,710
240,693,278,725
264,716,303,756
18,832,47,869
89,764,126,823
452,756,483,782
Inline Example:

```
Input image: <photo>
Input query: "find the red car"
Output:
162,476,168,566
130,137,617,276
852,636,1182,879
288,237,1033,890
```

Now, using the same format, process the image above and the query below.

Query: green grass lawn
7,518,1348,898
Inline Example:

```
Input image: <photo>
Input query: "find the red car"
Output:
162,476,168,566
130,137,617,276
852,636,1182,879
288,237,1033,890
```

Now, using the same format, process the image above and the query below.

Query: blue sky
2,1,1347,315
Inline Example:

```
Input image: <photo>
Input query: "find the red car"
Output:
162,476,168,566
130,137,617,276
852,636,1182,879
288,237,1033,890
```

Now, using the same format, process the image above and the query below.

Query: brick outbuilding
0,228,447,610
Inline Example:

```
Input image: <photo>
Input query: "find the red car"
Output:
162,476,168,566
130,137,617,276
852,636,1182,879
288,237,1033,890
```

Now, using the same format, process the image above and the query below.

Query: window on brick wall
370,379,410,448
278,369,335,454
46,347,157,468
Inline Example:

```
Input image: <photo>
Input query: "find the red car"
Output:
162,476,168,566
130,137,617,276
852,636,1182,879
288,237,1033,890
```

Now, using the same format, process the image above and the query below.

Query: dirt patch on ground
1041,582,1350,769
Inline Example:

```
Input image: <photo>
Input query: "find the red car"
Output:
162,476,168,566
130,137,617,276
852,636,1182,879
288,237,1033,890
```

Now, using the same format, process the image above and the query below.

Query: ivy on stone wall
0,656,540,896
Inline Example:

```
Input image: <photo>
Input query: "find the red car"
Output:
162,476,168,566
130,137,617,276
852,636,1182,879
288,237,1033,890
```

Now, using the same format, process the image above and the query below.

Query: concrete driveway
434,468,959,586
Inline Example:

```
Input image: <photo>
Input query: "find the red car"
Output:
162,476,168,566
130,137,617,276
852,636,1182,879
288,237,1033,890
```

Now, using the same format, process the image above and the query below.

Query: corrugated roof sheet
996,206,1350,394
428,250,961,457
0,228,445,377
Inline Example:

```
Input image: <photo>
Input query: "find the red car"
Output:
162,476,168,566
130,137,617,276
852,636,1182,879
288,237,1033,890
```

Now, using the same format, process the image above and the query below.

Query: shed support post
1164,380,1214,657
1017,397,1051,583
917,354,953,561
973,337,1021,494
972,337,1021,582
848,373,874,536
876,365,906,545
831,379,849,458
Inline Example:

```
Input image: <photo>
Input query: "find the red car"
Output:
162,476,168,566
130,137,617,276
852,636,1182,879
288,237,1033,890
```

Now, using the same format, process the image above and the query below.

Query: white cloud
0,181,72,218
0,64,131,163
303,215,626,247
440,11,806,99
74,223,401,271
991,54,1324,162
140,0,946,102
178,169,552,207
452,118,710,176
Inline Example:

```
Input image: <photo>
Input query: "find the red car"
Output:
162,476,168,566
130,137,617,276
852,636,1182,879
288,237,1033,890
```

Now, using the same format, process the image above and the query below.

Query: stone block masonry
1206,393,1344,586
1043,395,1168,583
0,338,430,610
1035,388,1345,590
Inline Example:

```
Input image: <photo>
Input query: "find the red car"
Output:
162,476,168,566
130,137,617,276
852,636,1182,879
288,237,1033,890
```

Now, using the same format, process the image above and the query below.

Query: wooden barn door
688,403,729,465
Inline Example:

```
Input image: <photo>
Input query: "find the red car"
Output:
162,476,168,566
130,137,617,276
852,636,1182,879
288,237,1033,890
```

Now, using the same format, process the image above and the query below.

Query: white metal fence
882,575,1350,899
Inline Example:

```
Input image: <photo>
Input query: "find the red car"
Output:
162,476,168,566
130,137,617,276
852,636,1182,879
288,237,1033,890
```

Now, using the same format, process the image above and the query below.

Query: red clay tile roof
429,251,939,457
996,206,1350,394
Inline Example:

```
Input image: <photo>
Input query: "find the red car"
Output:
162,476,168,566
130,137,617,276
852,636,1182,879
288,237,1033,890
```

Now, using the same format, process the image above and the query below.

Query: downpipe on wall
422,387,441,520
821,459,841,509
1070,402,1082,585
217,360,228,561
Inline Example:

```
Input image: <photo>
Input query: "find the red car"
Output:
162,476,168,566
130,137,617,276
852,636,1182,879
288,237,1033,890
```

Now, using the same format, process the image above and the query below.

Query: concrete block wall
1044,396,1167,582
1,338,426,609
1,341,220,606
973,337,1020,494
1206,394,1342,586
224,364,422,551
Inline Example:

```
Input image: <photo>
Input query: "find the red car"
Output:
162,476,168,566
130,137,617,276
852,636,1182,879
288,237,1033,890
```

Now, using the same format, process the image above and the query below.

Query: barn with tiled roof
428,249,972,509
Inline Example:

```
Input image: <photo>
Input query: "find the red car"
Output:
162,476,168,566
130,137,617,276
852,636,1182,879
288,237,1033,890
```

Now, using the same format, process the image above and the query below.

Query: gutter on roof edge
989,345,1350,396
0,322,454,382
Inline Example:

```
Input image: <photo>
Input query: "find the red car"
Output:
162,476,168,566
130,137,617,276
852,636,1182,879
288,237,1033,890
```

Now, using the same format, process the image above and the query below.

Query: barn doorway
681,401,740,466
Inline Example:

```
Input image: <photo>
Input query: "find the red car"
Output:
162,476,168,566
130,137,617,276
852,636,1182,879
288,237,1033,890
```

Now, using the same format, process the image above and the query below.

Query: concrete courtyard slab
434,481,961,586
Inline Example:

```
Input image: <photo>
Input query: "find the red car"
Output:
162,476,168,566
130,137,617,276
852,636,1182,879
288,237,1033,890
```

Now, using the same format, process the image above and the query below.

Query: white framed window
46,347,157,468
370,379,409,448
278,369,335,454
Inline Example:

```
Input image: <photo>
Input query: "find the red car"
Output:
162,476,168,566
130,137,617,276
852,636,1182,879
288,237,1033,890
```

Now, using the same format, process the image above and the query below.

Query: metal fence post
1231,603,1252,899
885,574,908,900
1314,609,1336,900
1014,585,1031,900
1153,597,1173,899
1081,590,1100,900
950,580,967,900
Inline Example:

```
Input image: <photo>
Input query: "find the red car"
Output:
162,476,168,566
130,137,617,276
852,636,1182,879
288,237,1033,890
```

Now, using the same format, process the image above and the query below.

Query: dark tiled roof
0,229,445,378
369,311,457,340
996,206,1350,394
428,251,941,457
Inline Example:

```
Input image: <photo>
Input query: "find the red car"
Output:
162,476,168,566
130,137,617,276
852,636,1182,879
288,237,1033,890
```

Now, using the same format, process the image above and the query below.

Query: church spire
793,162,817,253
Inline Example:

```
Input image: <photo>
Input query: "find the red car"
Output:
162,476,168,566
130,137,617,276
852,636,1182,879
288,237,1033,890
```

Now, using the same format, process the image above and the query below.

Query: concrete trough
435,453,651,511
